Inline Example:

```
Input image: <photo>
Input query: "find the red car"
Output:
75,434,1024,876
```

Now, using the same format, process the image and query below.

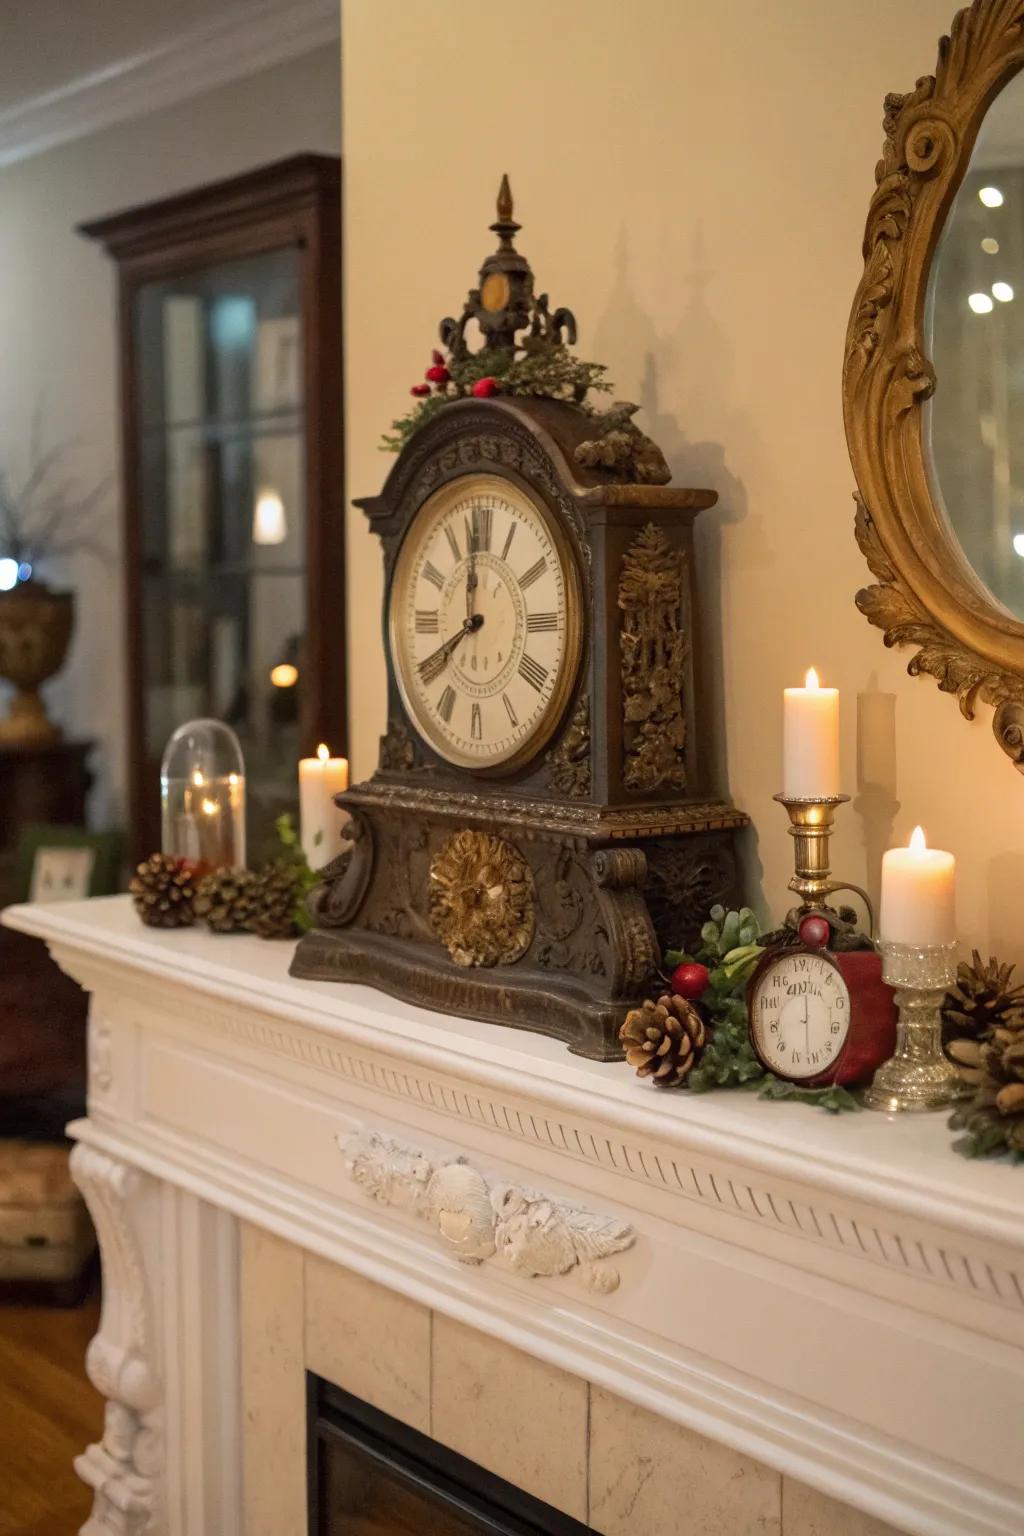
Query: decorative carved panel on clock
292,182,748,1059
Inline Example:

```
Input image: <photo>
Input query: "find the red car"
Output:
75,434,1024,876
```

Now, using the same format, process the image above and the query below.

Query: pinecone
129,853,197,929
942,950,1024,1083
620,993,707,1087
194,869,259,934
247,863,304,940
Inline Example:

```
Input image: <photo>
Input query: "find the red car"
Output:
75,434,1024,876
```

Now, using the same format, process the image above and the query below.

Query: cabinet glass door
134,247,304,859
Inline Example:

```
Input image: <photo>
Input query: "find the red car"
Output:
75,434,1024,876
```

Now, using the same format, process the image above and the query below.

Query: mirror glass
928,68,1024,618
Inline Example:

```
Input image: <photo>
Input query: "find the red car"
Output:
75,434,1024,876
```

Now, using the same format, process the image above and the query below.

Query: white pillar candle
783,668,840,798
880,826,956,946
299,743,350,871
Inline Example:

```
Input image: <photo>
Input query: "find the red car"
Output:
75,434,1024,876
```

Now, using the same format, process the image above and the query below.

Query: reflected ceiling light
0,558,18,591
979,186,1004,207
1014,533,1024,558
993,281,1014,302
969,291,994,313
981,236,1000,254
270,663,299,688
252,489,287,545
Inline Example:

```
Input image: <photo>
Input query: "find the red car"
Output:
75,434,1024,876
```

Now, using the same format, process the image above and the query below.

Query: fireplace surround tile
588,1385,782,1536
304,1252,431,1433
782,1478,903,1536
431,1313,590,1523
240,1223,307,1536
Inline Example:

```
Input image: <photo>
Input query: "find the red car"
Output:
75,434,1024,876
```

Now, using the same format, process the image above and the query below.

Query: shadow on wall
854,680,900,929
589,225,770,917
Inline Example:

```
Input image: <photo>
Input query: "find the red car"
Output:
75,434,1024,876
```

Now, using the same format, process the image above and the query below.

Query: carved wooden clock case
291,188,748,1060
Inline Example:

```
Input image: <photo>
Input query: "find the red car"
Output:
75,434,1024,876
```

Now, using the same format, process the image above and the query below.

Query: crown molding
0,0,340,170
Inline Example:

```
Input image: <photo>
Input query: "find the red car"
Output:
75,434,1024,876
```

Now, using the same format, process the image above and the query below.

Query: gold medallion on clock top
388,472,582,771
480,271,510,313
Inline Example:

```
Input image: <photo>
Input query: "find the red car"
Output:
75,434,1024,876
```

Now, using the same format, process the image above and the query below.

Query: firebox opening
307,1374,595,1535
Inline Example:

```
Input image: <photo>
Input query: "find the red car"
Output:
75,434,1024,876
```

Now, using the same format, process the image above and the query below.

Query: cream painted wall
0,44,340,826
342,0,1024,960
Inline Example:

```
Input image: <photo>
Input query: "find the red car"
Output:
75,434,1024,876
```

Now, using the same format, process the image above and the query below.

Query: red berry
670,961,710,1000
410,383,431,397
472,376,499,398
432,349,445,366
425,364,450,384
798,914,831,950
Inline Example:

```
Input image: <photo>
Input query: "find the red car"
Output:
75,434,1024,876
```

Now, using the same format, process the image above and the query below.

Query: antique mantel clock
291,181,748,1059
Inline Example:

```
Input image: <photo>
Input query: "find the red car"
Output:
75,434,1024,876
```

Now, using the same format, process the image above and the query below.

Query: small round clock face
388,474,582,770
750,951,851,1081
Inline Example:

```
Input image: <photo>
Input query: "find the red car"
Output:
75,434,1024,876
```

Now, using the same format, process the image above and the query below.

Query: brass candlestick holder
773,794,874,934
863,943,960,1113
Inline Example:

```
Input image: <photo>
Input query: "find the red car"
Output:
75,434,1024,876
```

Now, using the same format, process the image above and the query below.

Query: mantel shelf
6,894,1023,1536
5,895,1018,1249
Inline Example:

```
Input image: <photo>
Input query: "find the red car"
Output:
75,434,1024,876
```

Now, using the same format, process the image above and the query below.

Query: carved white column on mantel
70,1143,163,1536
68,1139,244,1536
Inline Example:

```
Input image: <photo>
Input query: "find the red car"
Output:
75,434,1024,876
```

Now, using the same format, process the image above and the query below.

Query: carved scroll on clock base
291,801,740,1060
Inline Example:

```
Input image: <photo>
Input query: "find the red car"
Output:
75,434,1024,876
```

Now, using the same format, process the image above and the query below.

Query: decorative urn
0,579,75,744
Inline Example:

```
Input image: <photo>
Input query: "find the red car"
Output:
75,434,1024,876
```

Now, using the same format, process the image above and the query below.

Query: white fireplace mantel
7,894,1024,1536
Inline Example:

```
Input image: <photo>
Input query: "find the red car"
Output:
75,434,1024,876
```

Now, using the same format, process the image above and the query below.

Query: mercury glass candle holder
160,718,246,871
863,942,959,1113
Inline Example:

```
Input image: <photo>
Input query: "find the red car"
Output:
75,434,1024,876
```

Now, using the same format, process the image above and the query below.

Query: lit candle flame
201,797,219,817
804,667,820,690
192,769,204,787
909,825,927,853
317,743,330,762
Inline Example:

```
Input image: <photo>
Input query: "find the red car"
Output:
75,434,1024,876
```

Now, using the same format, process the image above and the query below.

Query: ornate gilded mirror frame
844,0,1024,772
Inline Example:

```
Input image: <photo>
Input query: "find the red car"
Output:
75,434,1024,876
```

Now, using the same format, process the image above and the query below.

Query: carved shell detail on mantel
341,1128,635,1293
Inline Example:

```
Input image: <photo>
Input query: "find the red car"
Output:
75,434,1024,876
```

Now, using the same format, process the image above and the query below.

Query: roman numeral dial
388,474,581,770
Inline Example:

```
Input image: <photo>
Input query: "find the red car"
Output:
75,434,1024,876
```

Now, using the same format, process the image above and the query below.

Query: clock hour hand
465,549,478,622
418,613,483,685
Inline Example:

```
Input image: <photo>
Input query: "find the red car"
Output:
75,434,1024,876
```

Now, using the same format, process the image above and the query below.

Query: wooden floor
0,1290,102,1536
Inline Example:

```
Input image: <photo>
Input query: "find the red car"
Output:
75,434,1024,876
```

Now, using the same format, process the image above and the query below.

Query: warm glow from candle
201,798,219,817
909,825,926,853
317,743,330,762
805,667,820,690
192,769,204,787
270,663,299,688
228,773,239,786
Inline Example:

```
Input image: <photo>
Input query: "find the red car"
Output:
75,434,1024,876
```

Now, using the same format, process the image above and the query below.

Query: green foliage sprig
382,345,611,453
666,906,765,1093
274,812,318,933
754,1078,861,1114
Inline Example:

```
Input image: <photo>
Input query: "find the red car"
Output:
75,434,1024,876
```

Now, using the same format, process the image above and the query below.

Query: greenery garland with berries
381,344,611,453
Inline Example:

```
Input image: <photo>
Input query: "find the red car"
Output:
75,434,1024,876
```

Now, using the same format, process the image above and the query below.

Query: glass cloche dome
160,718,246,870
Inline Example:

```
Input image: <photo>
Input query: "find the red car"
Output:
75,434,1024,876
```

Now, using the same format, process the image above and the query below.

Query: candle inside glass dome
161,719,247,870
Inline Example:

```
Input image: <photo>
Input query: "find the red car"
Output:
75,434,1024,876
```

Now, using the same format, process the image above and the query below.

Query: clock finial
439,177,575,360
492,174,519,248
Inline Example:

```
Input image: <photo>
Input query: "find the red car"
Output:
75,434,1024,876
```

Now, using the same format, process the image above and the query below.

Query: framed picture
14,826,122,905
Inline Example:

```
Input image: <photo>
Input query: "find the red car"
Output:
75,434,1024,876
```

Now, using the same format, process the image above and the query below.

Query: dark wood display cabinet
81,155,345,862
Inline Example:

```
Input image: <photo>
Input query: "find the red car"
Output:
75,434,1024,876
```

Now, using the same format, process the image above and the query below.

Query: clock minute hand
418,613,483,685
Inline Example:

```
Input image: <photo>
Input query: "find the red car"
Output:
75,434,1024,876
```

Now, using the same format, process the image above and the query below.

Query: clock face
388,473,582,770
749,951,851,1081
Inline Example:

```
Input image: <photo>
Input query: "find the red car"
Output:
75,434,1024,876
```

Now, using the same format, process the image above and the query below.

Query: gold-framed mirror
844,0,1024,773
